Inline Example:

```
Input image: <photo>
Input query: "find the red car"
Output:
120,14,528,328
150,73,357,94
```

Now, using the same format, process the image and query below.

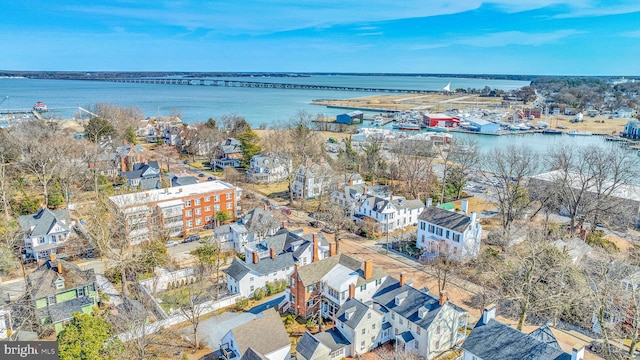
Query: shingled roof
418,206,473,233
26,259,96,300
225,252,295,281
229,308,290,357
461,319,571,360
19,208,71,238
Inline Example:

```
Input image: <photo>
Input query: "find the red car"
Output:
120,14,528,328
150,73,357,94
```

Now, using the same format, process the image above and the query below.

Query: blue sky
1,1,639,75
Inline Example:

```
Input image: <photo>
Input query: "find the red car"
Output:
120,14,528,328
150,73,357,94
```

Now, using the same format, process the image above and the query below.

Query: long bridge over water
97,77,439,94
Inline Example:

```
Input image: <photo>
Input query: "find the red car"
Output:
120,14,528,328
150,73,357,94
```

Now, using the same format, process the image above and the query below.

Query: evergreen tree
57,313,123,360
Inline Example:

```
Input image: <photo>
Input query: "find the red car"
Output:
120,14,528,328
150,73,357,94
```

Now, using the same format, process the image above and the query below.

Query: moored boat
424,126,450,132
542,128,563,135
33,101,47,112
567,129,592,136
398,123,421,130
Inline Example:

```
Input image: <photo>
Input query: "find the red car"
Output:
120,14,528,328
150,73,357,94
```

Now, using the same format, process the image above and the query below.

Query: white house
353,194,424,232
296,329,351,360
220,308,291,360
416,204,482,259
462,305,585,360
247,153,291,183
334,298,386,356
215,207,282,253
19,208,73,261
225,231,330,298
292,159,334,199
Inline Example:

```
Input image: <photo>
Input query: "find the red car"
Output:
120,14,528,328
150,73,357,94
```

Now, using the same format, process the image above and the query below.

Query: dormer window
418,306,429,319
55,276,65,290
395,291,408,306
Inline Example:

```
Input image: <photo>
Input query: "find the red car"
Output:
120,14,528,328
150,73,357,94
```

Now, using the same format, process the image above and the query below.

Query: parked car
183,234,200,243
165,241,179,247
281,208,292,215
207,176,217,181
203,222,215,229
198,173,205,178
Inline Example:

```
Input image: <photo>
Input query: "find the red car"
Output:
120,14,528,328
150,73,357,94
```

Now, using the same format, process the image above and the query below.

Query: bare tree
314,202,353,255
389,139,436,200
483,145,540,232
438,138,478,203
163,273,210,350
0,129,20,220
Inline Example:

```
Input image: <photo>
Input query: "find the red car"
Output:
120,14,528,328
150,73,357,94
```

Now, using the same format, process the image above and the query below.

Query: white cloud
411,29,582,50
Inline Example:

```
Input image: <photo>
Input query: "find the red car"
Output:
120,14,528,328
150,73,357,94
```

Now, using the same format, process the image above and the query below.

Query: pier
91,78,440,94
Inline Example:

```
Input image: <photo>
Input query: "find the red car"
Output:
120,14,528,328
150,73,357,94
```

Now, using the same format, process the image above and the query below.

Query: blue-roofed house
19,208,73,261
336,111,364,125
461,305,585,360
296,328,351,360
120,161,161,190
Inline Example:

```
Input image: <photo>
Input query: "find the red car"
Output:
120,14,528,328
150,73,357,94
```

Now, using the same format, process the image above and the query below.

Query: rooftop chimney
364,259,373,280
461,199,469,214
179,188,183,193
312,234,319,263
50,253,56,262
439,291,447,306
252,251,259,264
270,247,275,259
363,187,368,195
481,304,496,325
357,164,361,173
571,344,585,360
329,243,337,257
349,179,354,186
281,221,287,229
400,272,407,287
58,260,62,274
349,283,355,299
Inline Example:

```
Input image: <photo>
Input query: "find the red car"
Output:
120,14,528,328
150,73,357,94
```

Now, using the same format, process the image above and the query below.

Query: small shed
336,111,364,125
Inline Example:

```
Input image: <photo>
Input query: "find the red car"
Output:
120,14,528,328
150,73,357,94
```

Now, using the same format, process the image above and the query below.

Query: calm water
0,75,528,125
1,75,619,152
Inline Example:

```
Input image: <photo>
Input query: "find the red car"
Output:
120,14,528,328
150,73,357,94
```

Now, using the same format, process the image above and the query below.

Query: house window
195,208,201,215
391,313,395,320
362,328,366,335
307,285,314,292
205,196,210,202
185,200,191,207
360,341,365,351
205,206,211,212
376,279,382,286
436,227,443,236
435,340,440,349
415,340,419,349
360,283,366,291
186,220,193,228
196,218,202,225
453,234,461,242
250,277,254,282
205,216,212,221
372,323,376,330
195,199,201,206
250,285,254,292
367,313,371,320
48,295,56,305
185,210,192,217
428,224,434,233
77,288,85,297
38,237,45,244
214,205,221,211
399,318,403,325
417,327,421,335
445,230,450,238
226,193,232,200
214,195,220,202
371,336,375,343
437,325,441,334
226,203,232,210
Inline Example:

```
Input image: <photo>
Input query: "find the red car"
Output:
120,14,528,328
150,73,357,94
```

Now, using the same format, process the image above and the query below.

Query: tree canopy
57,312,123,360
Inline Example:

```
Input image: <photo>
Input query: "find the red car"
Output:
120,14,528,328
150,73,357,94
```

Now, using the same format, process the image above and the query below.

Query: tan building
109,181,242,245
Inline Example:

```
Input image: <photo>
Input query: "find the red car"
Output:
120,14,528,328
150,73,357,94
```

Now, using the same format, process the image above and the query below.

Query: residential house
334,298,386,356
292,159,334,199
212,138,243,169
220,308,291,360
416,203,482,259
120,161,161,190
247,153,291,183
163,127,182,146
115,143,145,172
353,193,424,232
19,208,73,262
462,305,585,360
614,107,634,118
592,267,640,335
331,178,382,209
296,329,351,360
215,207,283,253
287,254,386,318
109,181,242,244
225,231,330,298
25,254,98,333
370,275,469,358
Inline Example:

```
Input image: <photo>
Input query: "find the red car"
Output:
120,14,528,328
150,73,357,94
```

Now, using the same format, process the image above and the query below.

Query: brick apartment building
109,181,242,245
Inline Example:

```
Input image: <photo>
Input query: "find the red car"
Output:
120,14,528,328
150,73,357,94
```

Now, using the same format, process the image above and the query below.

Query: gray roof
297,254,363,286
241,347,268,360
19,208,71,238
418,206,472,232
172,175,199,187
313,329,350,352
242,208,280,233
224,252,295,281
26,259,96,300
529,325,562,350
42,295,95,323
373,277,466,330
296,332,330,360
335,298,371,329
461,320,571,360
230,308,290,356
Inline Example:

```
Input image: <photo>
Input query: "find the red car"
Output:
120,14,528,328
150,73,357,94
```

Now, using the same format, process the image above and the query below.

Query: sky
1,1,639,75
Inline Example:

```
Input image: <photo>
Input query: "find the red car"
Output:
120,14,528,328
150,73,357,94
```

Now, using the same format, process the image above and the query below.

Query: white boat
567,129,592,136
398,123,421,130
373,116,383,126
